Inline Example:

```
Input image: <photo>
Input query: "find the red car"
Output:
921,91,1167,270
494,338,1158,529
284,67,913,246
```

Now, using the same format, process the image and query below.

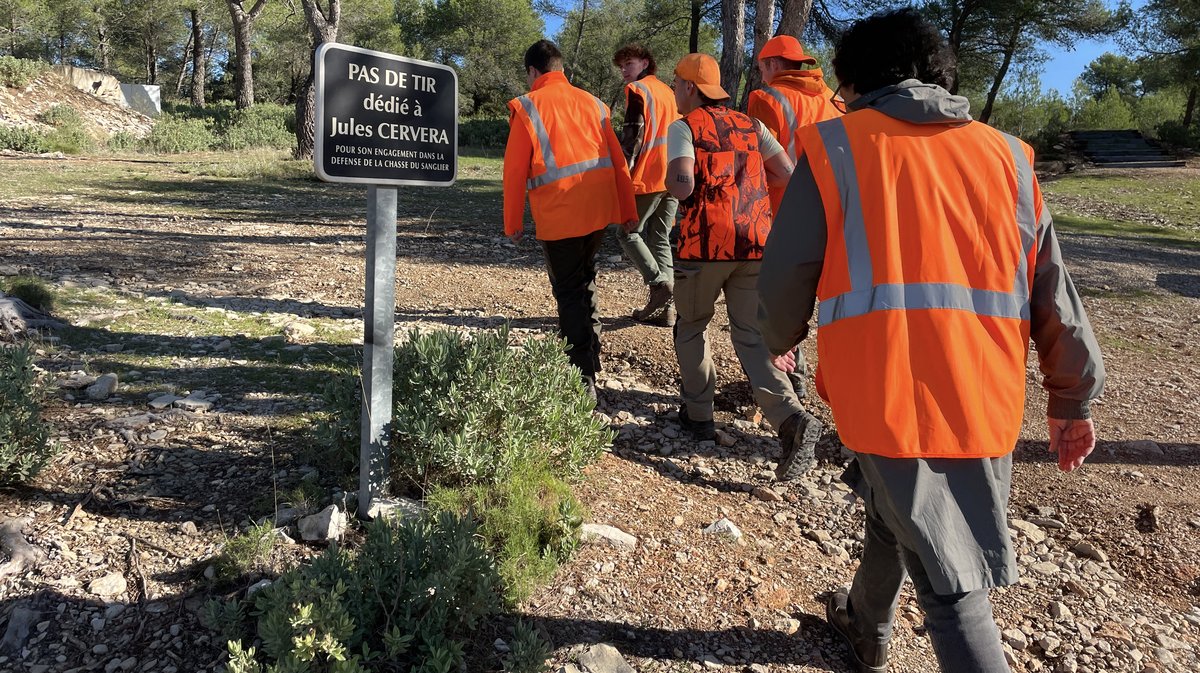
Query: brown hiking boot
633,282,673,324
774,410,823,481
826,589,889,672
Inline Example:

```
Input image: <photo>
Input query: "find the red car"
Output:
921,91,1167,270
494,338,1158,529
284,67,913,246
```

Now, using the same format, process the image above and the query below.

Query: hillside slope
0,68,154,138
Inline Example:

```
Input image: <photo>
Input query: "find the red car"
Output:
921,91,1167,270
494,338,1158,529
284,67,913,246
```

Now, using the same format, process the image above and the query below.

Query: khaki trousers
673,259,803,428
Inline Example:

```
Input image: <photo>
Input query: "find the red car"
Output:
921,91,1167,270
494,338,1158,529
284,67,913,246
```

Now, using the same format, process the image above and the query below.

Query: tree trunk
175,32,193,97
738,0,775,111
719,0,745,105
569,0,588,83
979,23,1021,125
94,16,109,71
190,8,206,106
227,0,269,110
689,0,701,52
776,0,813,38
295,0,340,159
1184,84,1197,129
145,37,157,84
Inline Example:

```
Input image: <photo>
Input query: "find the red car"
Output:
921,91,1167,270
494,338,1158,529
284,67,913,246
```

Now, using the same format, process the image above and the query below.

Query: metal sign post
313,42,457,517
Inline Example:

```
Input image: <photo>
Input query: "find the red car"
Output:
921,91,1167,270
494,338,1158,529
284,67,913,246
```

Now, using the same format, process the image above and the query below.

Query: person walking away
612,44,680,326
748,34,842,214
665,52,823,472
747,34,843,403
757,10,1106,672
503,39,639,400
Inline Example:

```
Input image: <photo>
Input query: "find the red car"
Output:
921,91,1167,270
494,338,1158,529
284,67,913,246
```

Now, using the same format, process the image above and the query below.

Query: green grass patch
1052,212,1200,251
212,521,278,582
1097,332,1167,355
0,277,55,311
1045,173,1200,230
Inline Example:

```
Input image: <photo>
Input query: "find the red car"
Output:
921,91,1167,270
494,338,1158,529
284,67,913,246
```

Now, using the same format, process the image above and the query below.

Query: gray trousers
673,260,803,428
617,191,677,287
849,479,1011,673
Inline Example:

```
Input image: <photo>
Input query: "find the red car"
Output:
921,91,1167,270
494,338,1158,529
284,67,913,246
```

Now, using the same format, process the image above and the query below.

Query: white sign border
314,42,459,188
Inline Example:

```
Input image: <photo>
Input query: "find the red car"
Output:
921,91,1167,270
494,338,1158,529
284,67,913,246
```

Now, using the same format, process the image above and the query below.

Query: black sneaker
775,410,823,481
678,406,715,441
826,589,889,672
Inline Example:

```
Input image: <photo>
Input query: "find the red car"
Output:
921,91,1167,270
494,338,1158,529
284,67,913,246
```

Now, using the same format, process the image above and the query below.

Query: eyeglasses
831,87,847,114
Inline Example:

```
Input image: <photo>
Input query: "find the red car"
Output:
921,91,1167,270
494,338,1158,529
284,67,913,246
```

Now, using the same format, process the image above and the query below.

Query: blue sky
541,2,1135,97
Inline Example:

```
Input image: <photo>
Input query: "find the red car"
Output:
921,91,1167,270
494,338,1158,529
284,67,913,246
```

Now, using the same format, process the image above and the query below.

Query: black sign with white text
314,43,458,186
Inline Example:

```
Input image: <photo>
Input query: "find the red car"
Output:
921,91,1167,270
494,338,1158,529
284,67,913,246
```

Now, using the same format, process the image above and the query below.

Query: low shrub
36,104,84,128
4,277,54,311
212,521,278,581
106,131,139,151
0,55,44,88
458,117,508,148
223,103,294,151
0,344,56,485
224,513,508,673
44,126,95,155
144,114,215,153
0,125,48,153
1156,120,1198,149
314,326,610,601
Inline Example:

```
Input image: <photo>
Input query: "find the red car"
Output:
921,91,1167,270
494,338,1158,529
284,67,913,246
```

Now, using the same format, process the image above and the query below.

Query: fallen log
0,291,62,340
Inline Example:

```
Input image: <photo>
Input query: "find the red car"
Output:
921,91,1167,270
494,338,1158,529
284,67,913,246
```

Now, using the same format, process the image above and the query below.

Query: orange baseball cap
674,53,730,101
758,35,817,64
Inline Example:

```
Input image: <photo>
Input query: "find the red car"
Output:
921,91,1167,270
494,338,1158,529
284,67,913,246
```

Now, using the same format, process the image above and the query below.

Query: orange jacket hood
768,69,832,97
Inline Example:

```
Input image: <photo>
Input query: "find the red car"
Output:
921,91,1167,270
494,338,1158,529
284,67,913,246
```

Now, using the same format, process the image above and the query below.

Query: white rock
577,643,636,673
1010,518,1047,544
173,396,213,412
580,523,637,550
246,579,273,597
1003,628,1029,650
86,373,119,400
494,638,510,653
298,505,347,541
213,339,233,352
1050,601,1072,620
702,518,743,540
1071,541,1108,563
751,486,783,503
179,521,198,535
365,497,424,522
88,573,127,597
149,394,181,410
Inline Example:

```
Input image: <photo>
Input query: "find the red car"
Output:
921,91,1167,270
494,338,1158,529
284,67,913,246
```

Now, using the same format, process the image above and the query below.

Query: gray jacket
758,80,1105,419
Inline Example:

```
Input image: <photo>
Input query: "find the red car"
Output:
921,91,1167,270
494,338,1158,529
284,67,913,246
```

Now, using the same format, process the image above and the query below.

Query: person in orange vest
747,34,843,412
611,44,680,326
758,10,1105,672
665,52,823,467
748,34,842,214
503,40,638,399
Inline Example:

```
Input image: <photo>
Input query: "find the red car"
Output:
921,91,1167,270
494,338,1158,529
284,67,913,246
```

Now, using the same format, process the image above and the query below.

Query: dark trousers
849,503,1010,673
540,229,604,378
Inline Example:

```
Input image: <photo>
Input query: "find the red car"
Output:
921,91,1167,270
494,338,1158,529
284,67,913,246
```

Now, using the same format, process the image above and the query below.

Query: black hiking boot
774,410,823,481
826,588,890,673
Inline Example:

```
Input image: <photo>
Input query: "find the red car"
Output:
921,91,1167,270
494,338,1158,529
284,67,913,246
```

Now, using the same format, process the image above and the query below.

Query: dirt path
0,156,1198,673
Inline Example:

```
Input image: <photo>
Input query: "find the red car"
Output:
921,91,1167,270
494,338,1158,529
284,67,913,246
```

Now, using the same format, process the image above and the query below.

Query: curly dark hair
832,8,956,96
612,44,657,75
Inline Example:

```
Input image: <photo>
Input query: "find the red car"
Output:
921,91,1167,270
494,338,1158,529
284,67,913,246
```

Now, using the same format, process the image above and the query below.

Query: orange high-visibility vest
507,75,625,239
678,106,773,261
624,75,678,194
796,110,1040,459
748,70,842,213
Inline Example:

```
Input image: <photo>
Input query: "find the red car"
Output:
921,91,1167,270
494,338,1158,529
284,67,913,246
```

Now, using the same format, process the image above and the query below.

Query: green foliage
503,620,552,673
212,521,278,581
1072,85,1136,130
4,277,54,311
1156,120,1198,148
35,104,83,128
226,513,502,673
1080,53,1143,100
222,104,295,151
988,67,1072,153
201,597,248,645
106,131,139,151
0,55,44,88
43,126,95,154
0,344,56,485
459,117,509,149
0,125,48,153
1132,89,1190,139
144,114,216,153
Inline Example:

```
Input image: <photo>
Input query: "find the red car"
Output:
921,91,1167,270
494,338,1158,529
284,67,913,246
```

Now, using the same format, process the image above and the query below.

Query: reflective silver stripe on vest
816,119,872,292
1002,133,1038,298
761,86,798,161
817,283,1030,327
631,82,656,147
521,93,615,190
815,119,1036,328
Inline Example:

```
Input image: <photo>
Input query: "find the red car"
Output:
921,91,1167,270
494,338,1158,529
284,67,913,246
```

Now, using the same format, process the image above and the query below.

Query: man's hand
770,350,797,373
507,229,524,243
1048,417,1096,472
619,219,639,234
